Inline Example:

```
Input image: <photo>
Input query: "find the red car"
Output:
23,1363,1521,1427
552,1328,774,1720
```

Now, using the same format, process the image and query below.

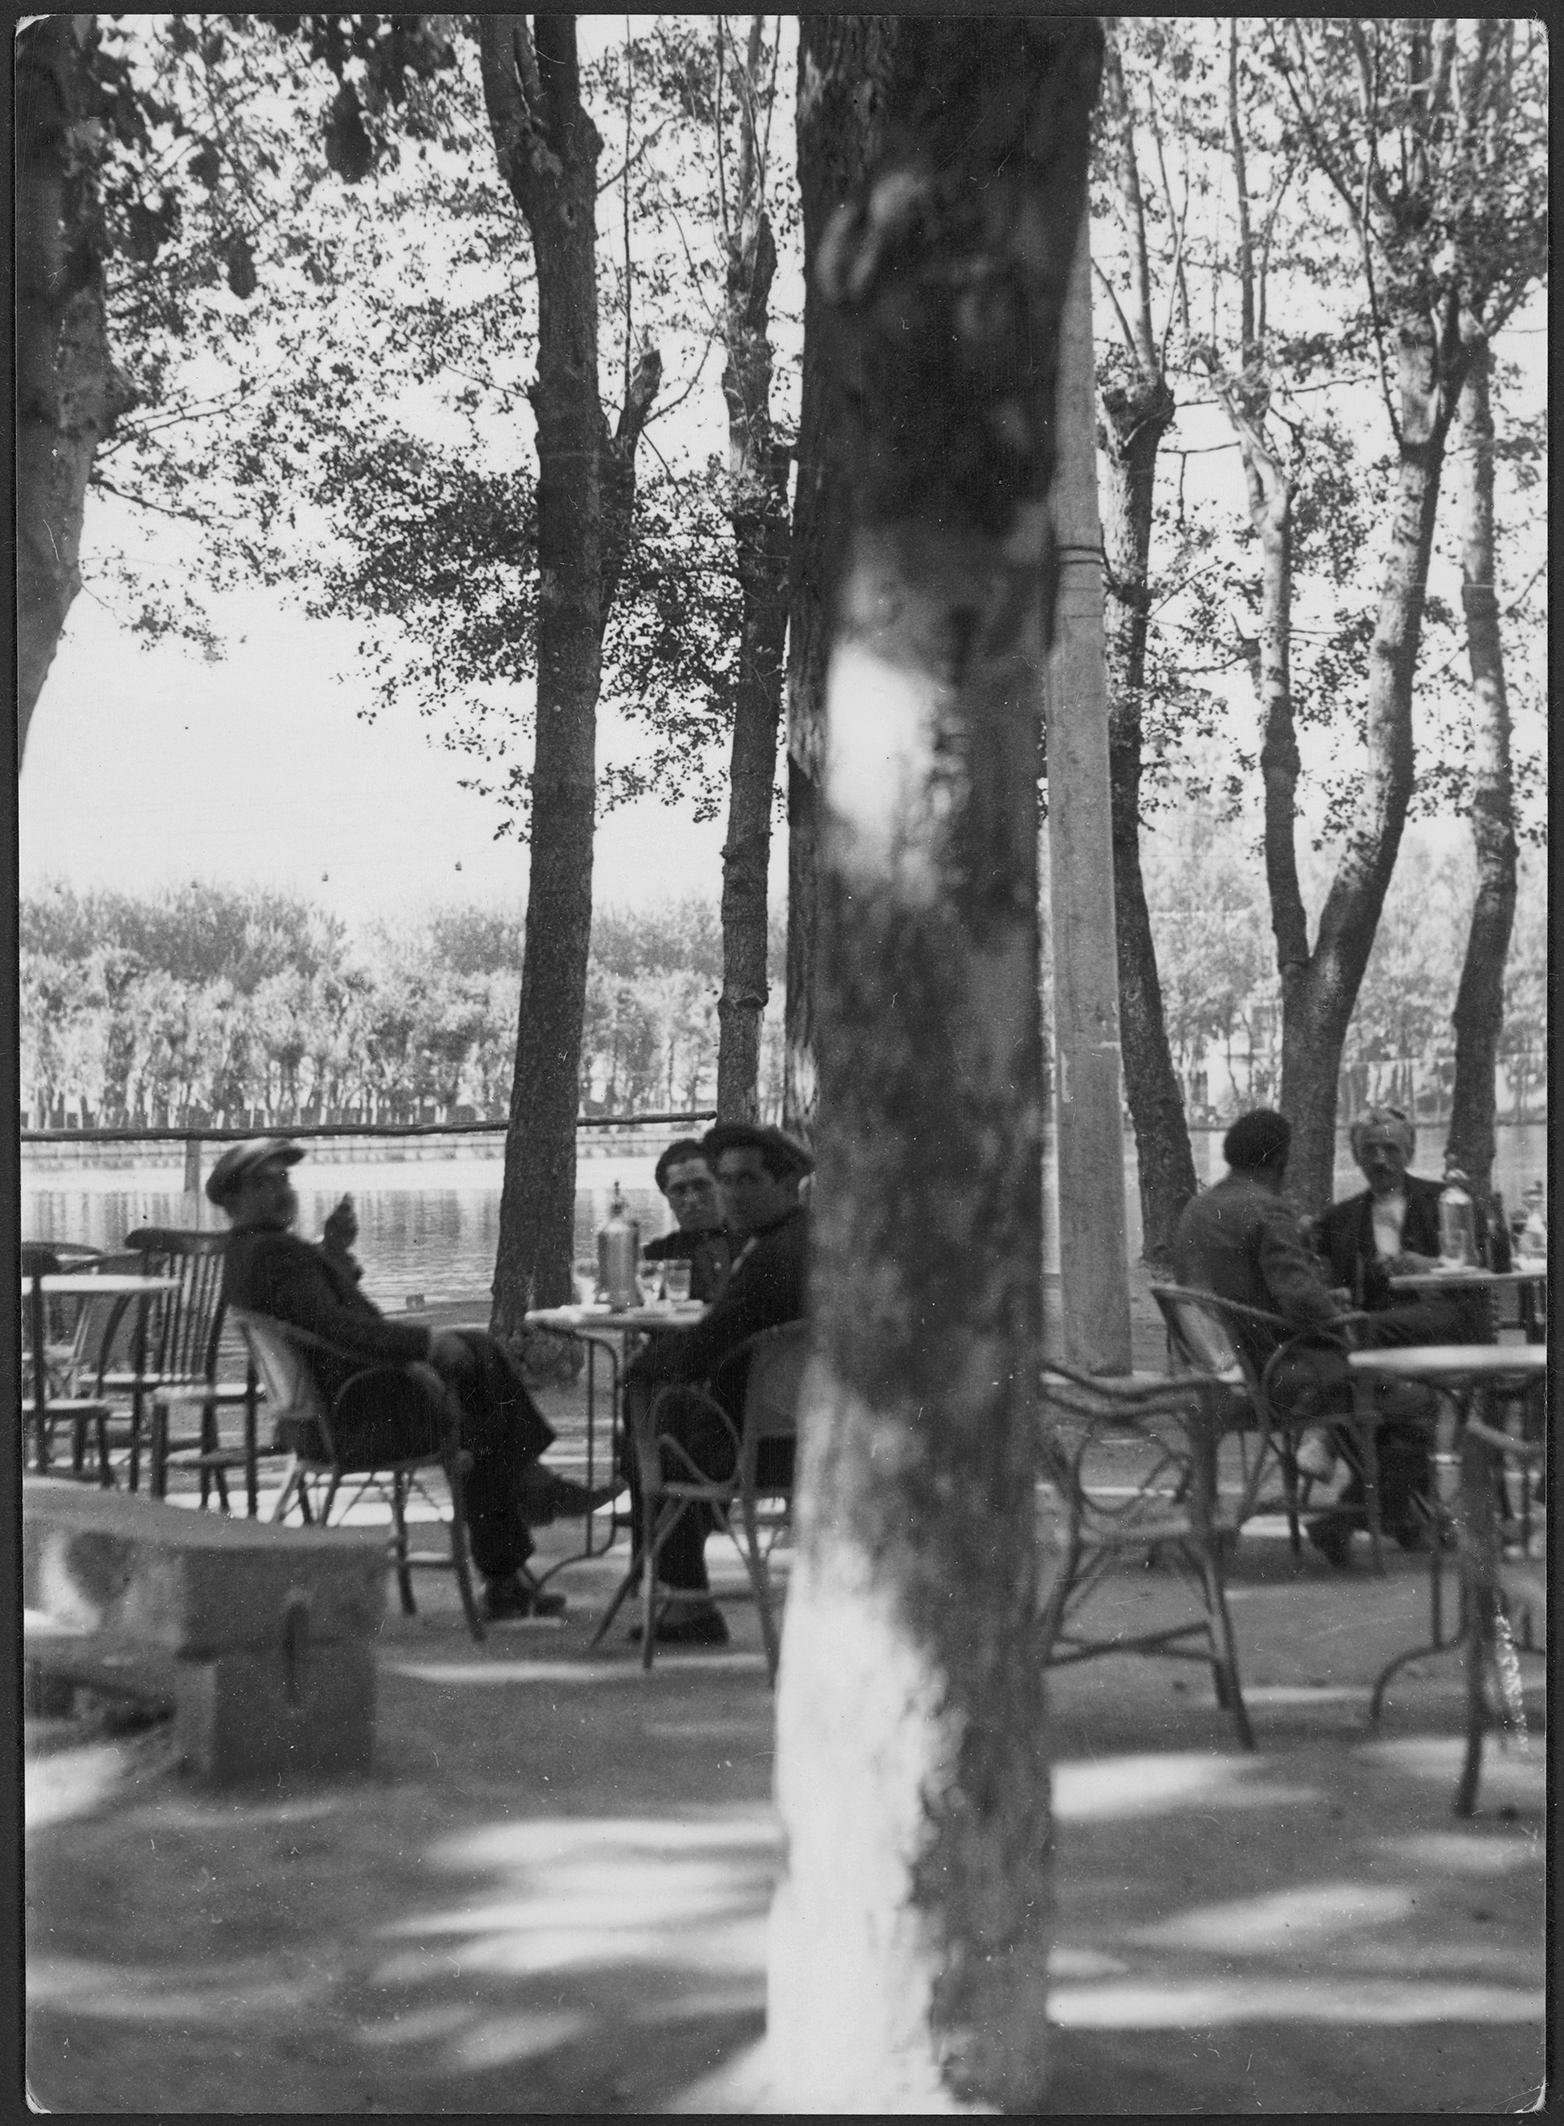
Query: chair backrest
1150,1283,1251,1389
739,1320,810,1487
231,1307,327,1424
123,1227,229,1384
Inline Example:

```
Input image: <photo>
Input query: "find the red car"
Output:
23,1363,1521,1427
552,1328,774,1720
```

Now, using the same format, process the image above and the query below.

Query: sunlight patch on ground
386,1654,769,1687
1356,1735,1545,1796
26,1744,150,1831
1049,1977,1544,2028
1125,1882,1410,1952
28,1955,317,2023
1240,1684,1377,1706
1047,1946,1131,1979
1051,1752,1317,1822
1380,1829,1541,1874
354,2002,474,2048
371,1812,781,1992
441,2009,591,2071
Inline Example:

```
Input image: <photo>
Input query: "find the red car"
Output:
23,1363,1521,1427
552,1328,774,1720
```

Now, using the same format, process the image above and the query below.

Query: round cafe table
21,1272,182,1479
1349,1345,1547,1733
511,1299,708,1581
1389,1262,1548,1342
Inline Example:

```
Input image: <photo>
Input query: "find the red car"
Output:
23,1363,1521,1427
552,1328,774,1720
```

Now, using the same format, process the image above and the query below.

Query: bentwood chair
233,1307,485,1642
1150,1284,1393,1568
1037,1361,1256,1750
1453,1410,1547,1818
591,1320,809,1681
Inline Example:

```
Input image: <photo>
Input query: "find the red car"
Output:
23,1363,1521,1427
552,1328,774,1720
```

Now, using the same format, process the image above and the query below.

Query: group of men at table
205,1120,810,1639
203,1096,1516,1641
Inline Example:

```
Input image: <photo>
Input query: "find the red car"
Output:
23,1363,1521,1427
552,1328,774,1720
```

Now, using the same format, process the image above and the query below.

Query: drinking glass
662,1258,692,1305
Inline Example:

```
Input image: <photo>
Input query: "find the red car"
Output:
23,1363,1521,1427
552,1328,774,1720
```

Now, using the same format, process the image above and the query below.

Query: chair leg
1198,1546,1256,1751
737,1495,781,1684
389,1472,418,1616
442,1453,485,1643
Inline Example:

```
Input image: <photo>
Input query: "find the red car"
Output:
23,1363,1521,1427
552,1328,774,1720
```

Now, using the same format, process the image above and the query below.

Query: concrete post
1045,202,1134,1373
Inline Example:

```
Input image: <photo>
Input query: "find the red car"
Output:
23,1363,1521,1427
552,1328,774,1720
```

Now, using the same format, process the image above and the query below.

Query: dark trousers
433,1331,555,1582
621,1360,793,1593
1269,1296,1478,1529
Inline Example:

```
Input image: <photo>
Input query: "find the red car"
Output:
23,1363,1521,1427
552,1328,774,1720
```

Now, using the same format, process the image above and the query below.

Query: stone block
173,1641,376,1783
22,1480,386,1652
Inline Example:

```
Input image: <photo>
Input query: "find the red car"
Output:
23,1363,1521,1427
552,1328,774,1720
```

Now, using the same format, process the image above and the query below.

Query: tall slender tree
1257,16,1547,1210
15,16,133,768
1093,23,1198,1267
713,15,791,1123
1443,328,1517,1201
768,18,1101,2106
475,17,661,1326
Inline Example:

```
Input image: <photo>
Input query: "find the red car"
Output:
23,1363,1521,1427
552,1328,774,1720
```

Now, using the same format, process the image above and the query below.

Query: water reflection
20,1126,1550,1310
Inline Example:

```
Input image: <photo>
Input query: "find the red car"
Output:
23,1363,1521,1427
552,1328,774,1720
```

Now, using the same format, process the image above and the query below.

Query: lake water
21,1124,1550,1311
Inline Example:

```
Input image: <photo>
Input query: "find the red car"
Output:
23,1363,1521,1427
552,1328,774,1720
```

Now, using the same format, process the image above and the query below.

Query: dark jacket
628,1204,807,1393
1172,1173,1343,1374
223,1222,434,1407
1314,1173,1444,1309
642,1225,732,1303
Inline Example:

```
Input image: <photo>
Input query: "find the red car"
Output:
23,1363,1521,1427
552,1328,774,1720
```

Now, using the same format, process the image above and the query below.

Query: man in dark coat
1315,1104,1487,1324
641,1137,732,1303
212,1137,616,1621
620,1122,811,1646
1173,1109,1465,1567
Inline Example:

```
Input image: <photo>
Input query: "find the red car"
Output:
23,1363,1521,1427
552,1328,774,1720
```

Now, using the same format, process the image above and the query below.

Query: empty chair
233,1306,485,1642
1037,1360,1256,1750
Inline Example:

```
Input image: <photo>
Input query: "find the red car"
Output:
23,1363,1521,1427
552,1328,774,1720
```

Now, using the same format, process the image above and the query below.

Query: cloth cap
702,1121,814,1181
205,1136,305,1206
1222,1108,1292,1174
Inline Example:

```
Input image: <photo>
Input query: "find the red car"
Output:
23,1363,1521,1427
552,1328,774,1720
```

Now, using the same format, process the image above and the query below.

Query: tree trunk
1099,383,1194,1267
1096,28,1196,1272
1445,331,1516,1200
782,16,893,1138
476,18,657,1327
768,20,1100,2108
1278,314,1457,1211
715,19,791,1124
15,15,133,770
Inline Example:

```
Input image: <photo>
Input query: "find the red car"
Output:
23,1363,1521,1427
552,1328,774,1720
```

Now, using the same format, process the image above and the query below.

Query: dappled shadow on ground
25,1525,1545,2114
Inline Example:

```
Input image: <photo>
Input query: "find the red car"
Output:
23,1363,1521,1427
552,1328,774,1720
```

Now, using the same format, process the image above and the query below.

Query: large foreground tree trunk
781,15,893,1138
15,14,133,770
768,20,1100,2108
478,17,658,1327
1444,331,1516,1200
715,18,791,1123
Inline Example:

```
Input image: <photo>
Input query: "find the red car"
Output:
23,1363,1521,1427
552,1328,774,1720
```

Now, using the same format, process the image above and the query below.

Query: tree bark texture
715,19,791,1124
782,16,895,1137
768,20,1101,2110
1444,333,1516,1199
477,16,657,1326
1095,38,1196,1269
15,15,133,770
1278,314,1458,1212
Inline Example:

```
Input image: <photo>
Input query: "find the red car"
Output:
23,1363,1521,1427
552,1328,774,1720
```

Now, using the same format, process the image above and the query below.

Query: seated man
211,1137,618,1622
1173,1108,1463,1568
642,1138,732,1303
620,1122,811,1646
1316,1104,1489,1330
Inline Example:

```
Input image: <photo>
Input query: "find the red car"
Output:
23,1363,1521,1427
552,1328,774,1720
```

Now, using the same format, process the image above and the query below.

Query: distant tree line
19,880,784,1130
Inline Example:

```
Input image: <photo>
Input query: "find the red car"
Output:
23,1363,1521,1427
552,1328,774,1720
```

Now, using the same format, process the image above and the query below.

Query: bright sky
18,553,773,925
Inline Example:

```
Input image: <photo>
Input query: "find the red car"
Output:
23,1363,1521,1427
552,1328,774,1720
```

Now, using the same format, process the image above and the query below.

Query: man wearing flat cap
209,1138,618,1621
619,1121,812,1646
1174,1108,1472,1568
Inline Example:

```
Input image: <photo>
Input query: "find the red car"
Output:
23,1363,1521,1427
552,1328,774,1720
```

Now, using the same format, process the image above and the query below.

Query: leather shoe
628,1604,729,1648
1307,1513,1354,1569
483,1575,566,1622
519,1469,625,1526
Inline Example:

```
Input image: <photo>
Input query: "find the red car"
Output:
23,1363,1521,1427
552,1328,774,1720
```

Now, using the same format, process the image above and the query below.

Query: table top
526,1301,707,1333
23,1273,182,1297
1389,1264,1548,1291
1348,1344,1547,1383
